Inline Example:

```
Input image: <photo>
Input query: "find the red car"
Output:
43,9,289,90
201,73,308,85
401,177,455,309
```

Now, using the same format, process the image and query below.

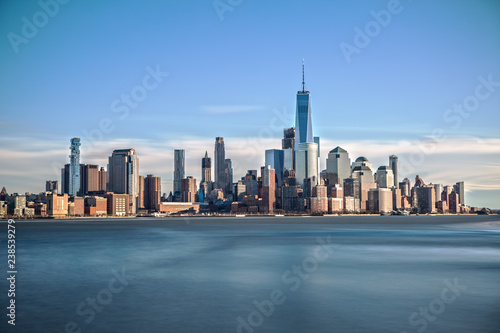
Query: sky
0,0,499,208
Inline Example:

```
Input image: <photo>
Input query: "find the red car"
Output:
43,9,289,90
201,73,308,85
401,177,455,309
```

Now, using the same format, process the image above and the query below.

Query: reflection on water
1,215,499,332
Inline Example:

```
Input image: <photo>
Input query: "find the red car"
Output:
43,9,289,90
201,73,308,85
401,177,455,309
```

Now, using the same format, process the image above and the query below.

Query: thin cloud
1,135,499,208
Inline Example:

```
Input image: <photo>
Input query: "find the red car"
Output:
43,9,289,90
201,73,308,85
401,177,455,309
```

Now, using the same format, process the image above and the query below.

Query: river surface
1,215,499,332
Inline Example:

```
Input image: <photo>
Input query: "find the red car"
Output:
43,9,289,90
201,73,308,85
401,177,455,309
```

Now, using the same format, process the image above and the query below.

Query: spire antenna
302,59,305,92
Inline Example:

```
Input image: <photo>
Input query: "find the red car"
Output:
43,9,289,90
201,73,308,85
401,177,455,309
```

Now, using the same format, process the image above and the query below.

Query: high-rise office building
214,137,226,191
224,158,233,194
400,178,411,196
282,127,295,170
294,60,314,149
293,60,318,187
265,149,284,186
138,175,145,209
108,149,139,213
181,176,197,203
350,165,377,212
376,166,394,189
144,174,161,212
68,138,81,196
351,156,374,173
433,184,443,202
202,151,211,183
173,149,185,198
61,164,69,194
282,127,295,149
415,185,436,213
351,165,374,184
295,142,319,187
99,167,107,191
343,178,360,199
80,164,102,195
326,146,351,186
283,148,294,172
448,190,459,213
282,185,301,212
389,155,399,187
454,181,465,205
244,170,258,196
262,165,276,213
234,180,247,202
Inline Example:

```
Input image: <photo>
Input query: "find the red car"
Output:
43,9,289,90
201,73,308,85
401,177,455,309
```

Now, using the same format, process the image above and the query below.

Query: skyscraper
293,60,318,187
80,164,100,195
376,166,394,189
262,165,276,213
351,156,374,173
181,176,197,203
265,149,284,186
68,138,81,196
61,164,69,194
224,159,233,194
294,60,313,149
295,142,319,187
282,127,295,150
214,137,226,191
173,149,185,198
202,151,211,183
144,174,161,212
454,181,465,205
400,178,411,196
282,127,295,170
108,149,139,213
99,167,107,191
389,155,399,187
326,146,351,186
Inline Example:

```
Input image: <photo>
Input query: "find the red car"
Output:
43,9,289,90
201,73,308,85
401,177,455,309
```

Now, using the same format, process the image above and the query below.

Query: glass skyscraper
265,149,285,186
294,60,318,186
294,60,313,150
389,154,399,187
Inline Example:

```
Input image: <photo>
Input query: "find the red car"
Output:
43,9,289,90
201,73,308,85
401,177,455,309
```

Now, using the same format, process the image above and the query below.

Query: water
1,215,500,333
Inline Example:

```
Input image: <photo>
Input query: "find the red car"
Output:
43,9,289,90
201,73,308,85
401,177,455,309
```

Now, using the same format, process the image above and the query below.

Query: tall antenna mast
302,58,305,92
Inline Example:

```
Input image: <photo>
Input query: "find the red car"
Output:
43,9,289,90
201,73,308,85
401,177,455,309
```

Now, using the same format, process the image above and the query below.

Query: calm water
1,215,500,333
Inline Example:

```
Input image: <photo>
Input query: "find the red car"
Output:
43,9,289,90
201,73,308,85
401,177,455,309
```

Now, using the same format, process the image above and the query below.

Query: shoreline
0,212,497,220
1,214,499,226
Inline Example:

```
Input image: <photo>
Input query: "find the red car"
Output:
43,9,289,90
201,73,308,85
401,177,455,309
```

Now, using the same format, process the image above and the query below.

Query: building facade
108,149,139,213
214,137,226,191
294,60,314,150
295,142,319,187
173,149,185,199
202,151,211,183
389,155,399,187
326,146,351,186
376,166,394,189
144,174,161,212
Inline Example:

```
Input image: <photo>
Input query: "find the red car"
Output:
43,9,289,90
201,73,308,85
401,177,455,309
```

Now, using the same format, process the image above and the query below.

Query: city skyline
1,1,499,209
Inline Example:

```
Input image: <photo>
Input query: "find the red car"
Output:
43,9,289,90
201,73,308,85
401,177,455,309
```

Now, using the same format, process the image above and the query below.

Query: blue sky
1,0,499,208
